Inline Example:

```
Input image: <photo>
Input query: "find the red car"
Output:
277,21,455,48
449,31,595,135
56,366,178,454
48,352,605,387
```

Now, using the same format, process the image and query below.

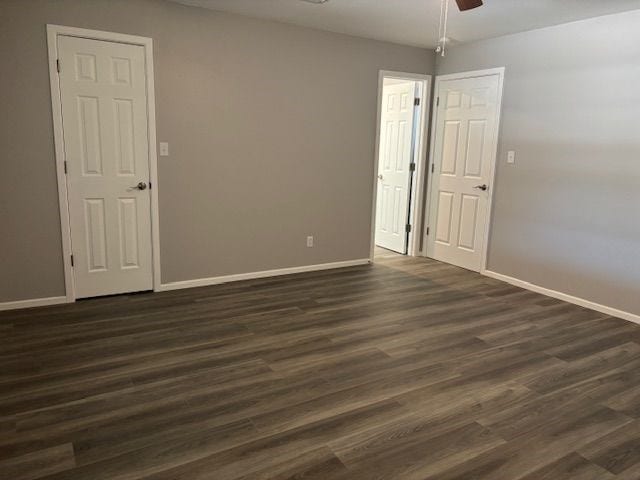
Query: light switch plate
507,150,516,164
159,142,169,157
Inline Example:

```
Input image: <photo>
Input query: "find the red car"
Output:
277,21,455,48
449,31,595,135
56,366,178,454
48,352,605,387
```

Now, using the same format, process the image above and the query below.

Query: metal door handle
133,182,148,191
474,184,488,191
378,174,384,180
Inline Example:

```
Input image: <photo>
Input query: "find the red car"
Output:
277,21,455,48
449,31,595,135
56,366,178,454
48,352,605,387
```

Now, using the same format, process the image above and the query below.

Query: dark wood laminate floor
2,249,640,479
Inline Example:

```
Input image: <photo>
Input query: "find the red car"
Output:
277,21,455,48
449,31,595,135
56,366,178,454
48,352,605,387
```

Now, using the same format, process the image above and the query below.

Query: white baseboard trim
0,296,69,312
158,259,372,292
483,270,640,325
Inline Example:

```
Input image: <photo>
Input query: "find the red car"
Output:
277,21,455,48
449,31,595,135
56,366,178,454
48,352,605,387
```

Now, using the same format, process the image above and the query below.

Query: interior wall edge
157,258,371,291
483,270,640,325
0,259,372,311
0,296,70,312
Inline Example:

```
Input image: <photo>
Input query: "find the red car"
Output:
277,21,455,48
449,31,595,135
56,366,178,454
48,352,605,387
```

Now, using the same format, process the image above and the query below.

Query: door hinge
431,163,435,173
405,224,412,233
56,59,61,73
426,227,430,236
414,97,420,106
409,163,416,172
70,254,74,267
436,96,440,107
149,181,152,190
63,161,68,174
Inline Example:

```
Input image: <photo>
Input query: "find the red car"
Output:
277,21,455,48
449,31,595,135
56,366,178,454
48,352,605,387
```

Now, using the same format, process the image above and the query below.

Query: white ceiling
170,0,640,48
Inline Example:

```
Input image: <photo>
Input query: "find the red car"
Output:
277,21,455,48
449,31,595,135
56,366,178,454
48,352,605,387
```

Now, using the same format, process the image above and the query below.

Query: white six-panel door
375,81,417,254
58,36,153,298
426,73,501,272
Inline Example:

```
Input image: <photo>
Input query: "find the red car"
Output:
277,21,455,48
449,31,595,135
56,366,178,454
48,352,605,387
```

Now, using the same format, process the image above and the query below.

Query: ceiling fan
300,0,483,53
437,0,482,56
300,0,483,9
454,0,483,11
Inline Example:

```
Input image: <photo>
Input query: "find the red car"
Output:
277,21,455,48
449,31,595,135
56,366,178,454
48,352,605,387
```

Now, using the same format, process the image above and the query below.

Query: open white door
58,35,153,298
426,71,503,272
375,81,417,254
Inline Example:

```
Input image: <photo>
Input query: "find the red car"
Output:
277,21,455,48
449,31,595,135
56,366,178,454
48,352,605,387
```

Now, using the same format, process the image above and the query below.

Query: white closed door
58,36,153,298
427,74,501,272
375,81,417,254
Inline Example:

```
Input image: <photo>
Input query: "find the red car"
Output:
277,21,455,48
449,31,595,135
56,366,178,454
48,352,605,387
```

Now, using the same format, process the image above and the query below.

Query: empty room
2,0,640,478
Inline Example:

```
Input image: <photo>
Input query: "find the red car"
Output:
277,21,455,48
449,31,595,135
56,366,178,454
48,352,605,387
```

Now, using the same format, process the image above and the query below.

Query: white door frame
370,70,432,261
47,24,161,303
423,67,505,273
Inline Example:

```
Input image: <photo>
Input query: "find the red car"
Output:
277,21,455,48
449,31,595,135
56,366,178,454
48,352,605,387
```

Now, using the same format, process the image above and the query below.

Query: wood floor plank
139,400,405,480
521,342,640,394
0,444,75,480
422,407,632,480
605,383,640,418
477,368,640,442
518,452,615,480
34,419,256,480
578,420,640,475
250,363,458,435
335,421,505,480
232,447,350,480
615,462,640,480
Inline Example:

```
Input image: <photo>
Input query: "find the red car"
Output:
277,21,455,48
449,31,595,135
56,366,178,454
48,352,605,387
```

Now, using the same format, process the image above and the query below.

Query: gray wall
436,10,640,315
0,0,433,302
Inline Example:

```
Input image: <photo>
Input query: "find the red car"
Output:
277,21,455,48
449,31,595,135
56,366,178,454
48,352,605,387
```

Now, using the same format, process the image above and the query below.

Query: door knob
474,184,488,191
378,174,384,180
133,182,148,191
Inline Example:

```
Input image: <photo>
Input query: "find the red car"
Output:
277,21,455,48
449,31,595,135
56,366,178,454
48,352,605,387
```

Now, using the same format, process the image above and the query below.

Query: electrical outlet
159,142,169,157
306,236,314,248
507,150,516,164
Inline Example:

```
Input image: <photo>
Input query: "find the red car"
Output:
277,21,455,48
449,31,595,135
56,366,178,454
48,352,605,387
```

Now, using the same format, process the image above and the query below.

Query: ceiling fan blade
455,0,483,11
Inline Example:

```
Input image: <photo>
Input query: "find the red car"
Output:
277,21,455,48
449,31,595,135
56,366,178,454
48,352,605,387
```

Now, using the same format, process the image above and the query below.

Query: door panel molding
424,67,505,273
47,24,161,303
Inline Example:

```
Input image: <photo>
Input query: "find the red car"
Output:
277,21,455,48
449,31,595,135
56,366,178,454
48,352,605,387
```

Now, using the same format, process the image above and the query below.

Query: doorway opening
371,71,432,261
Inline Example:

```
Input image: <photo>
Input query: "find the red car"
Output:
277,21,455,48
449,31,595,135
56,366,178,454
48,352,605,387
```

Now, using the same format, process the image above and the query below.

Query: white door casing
426,71,503,272
58,35,153,298
375,81,417,254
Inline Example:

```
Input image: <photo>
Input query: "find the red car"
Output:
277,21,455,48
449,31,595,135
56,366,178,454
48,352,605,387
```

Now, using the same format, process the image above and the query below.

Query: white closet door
58,35,153,298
